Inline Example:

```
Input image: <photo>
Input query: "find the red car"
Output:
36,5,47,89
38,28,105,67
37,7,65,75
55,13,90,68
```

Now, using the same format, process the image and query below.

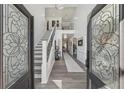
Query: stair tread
34,56,42,58
34,51,42,52
34,53,42,55
34,78,41,83
34,49,42,51
35,46,42,47
34,74,41,78
34,54,42,56
35,47,42,49
37,44,42,45
34,63,42,66
36,44,42,46
34,58,42,60
35,48,42,50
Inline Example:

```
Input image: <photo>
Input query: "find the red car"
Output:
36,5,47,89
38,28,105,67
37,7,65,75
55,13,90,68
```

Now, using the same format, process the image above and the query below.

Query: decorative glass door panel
3,5,29,88
91,4,119,88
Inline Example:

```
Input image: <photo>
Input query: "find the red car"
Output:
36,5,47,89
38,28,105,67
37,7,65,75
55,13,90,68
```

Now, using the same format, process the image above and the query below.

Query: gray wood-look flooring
35,58,87,89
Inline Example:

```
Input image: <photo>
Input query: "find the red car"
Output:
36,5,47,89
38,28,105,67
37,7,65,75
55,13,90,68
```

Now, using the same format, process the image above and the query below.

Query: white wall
46,17,62,30
24,4,46,46
74,4,96,64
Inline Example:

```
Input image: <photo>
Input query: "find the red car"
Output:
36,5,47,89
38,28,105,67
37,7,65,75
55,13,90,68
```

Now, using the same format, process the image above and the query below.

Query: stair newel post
42,40,47,84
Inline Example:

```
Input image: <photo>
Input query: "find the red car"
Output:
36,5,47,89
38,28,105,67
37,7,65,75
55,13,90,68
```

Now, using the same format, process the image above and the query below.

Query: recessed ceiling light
58,6,64,10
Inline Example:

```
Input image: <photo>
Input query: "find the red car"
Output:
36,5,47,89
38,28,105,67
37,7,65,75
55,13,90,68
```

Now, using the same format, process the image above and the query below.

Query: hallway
35,53,87,89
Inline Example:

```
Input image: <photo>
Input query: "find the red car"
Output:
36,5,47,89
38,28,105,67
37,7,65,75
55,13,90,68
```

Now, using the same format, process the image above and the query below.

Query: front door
0,4,34,89
87,4,120,89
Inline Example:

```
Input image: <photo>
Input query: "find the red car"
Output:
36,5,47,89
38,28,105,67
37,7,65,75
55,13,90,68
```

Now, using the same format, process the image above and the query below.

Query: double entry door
87,4,124,89
0,4,34,89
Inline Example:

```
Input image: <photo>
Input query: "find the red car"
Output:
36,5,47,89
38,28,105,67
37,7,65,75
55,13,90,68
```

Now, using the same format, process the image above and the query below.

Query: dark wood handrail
47,26,56,61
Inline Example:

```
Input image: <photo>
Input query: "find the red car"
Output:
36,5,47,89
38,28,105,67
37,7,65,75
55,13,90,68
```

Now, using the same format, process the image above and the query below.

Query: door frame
0,4,3,89
120,4,124,89
0,4,34,89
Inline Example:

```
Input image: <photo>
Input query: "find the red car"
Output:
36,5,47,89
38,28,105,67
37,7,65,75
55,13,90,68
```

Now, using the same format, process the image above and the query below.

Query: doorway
62,34,74,55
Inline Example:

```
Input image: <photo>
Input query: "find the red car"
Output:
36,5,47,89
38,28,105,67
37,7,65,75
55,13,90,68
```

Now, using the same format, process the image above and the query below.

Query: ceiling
24,4,79,8
45,6,76,22
24,4,81,22
43,4,79,8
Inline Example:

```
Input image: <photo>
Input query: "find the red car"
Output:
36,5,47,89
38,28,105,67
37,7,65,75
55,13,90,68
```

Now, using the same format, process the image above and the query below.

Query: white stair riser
34,55,42,58
34,74,42,78
34,66,41,70
34,60,42,62
34,51,42,54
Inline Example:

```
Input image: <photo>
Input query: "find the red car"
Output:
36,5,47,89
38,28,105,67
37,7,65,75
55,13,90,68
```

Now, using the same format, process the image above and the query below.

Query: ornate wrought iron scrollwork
91,4,119,88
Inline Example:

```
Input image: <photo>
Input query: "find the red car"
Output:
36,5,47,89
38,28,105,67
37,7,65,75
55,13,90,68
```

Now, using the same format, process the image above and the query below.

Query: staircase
34,26,56,88
34,40,42,84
